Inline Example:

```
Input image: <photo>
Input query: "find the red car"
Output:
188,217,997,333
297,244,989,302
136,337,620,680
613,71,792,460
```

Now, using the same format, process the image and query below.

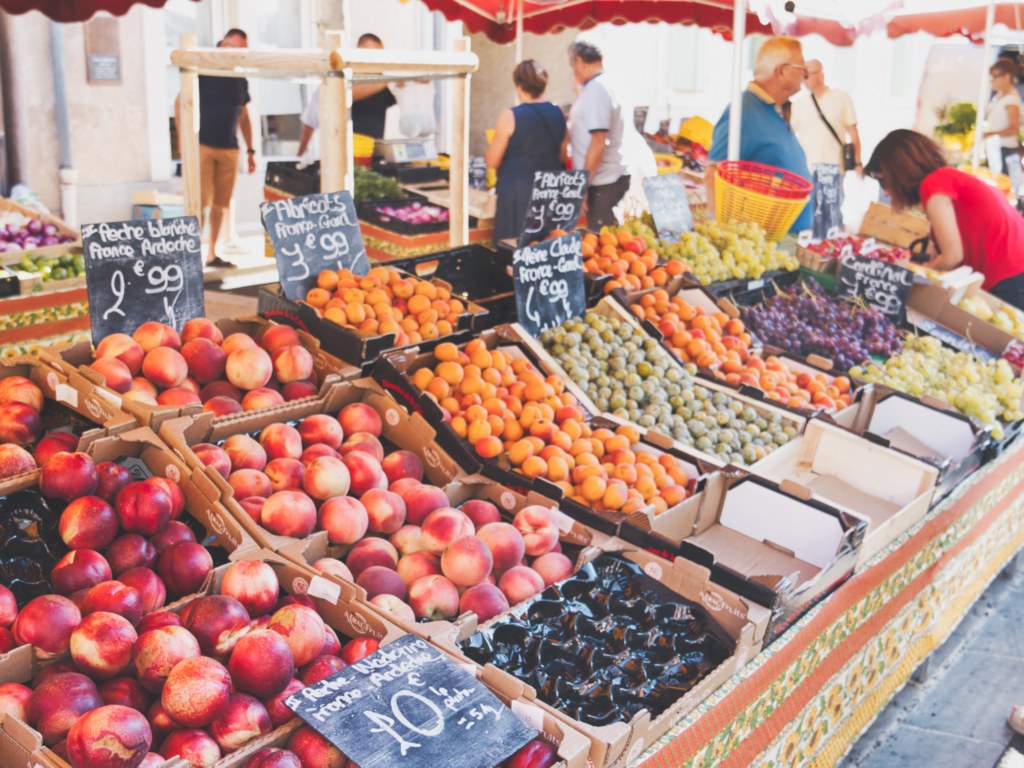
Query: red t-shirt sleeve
919,167,961,207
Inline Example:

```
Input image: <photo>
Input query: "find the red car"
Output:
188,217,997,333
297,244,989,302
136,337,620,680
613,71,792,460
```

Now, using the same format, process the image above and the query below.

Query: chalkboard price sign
518,170,590,248
812,163,842,240
836,254,914,324
513,231,587,337
643,173,693,243
285,635,537,768
82,216,205,342
468,157,488,191
261,191,370,301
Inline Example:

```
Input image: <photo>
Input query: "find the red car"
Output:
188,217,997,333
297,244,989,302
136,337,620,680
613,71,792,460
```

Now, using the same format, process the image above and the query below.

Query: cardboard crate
751,418,938,566
430,548,771,768
373,331,718,535
83,425,265,558
907,282,1019,365
257,277,489,371
858,201,930,248
620,470,866,644
503,300,808,468
829,386,991,503
38,316,358,432
159,376,467,568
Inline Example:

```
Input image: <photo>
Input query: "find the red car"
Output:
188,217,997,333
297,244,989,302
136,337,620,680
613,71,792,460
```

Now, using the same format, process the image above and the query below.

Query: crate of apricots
271,265,487,367
582,230,691,298
629,288,854,412
386,332,703,524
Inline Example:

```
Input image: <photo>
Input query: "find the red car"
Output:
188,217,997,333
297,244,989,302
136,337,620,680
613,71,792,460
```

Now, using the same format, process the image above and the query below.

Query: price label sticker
285,635,537,768
307,576,342,605
797,230,814,248
511,701,546,732
55,383,78,407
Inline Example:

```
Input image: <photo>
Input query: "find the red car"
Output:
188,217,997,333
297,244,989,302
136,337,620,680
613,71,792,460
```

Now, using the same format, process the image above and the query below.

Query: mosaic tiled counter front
638,436,1024,768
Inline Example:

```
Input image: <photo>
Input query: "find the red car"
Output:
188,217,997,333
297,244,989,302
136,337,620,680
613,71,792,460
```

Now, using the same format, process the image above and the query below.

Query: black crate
383,245,517,330
265,161,320,197
357,197,478,236
704,269,801,305
372,161,446,184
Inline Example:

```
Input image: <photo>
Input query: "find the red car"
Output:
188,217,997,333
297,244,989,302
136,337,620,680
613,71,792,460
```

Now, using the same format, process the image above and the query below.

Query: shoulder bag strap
811,93,845,148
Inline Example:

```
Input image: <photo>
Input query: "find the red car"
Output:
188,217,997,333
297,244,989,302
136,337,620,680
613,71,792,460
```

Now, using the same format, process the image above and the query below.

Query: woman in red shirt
865,129,1024,309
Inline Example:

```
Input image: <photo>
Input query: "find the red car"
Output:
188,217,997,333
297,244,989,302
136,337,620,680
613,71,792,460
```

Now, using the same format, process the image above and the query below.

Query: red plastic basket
716,161,813,200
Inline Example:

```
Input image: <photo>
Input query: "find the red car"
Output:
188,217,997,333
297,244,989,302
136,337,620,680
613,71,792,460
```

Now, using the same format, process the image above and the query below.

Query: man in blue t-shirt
705,36,813,233
175,29,256,268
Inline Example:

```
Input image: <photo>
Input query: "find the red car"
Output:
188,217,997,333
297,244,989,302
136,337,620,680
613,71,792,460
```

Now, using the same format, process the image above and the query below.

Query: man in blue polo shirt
705,36,812,233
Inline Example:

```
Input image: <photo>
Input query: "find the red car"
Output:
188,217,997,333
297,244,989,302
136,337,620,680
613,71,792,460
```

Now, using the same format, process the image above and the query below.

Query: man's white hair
753,37,803,79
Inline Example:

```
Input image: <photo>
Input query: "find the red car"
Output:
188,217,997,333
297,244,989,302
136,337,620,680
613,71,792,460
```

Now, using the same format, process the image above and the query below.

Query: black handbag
811,94,856,172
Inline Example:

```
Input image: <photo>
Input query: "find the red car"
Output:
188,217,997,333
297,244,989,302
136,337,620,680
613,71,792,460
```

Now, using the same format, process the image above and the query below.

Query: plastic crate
265,161,320,197
384,245,516,330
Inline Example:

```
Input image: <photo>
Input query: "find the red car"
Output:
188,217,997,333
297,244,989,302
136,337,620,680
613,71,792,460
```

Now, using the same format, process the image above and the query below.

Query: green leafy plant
935,101,977,135
353,165,405,202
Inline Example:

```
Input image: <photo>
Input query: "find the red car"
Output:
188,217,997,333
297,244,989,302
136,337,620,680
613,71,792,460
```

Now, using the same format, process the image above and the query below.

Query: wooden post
178,33,201,219
449,37,471,248
320,31,350,193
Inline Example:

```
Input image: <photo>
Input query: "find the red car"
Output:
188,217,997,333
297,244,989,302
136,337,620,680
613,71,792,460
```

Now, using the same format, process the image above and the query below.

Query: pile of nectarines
406,340,692,515
0,375,57,480
716,355,853,411
92,320,319,416
582,231,690,295
190,399,573,626
0,548,378,767
306,266,470,346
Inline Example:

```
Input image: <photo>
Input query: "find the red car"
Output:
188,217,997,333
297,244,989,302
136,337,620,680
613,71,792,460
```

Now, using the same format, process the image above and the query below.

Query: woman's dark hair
864,129,947,211
514,60,549,99
992,58,1017,79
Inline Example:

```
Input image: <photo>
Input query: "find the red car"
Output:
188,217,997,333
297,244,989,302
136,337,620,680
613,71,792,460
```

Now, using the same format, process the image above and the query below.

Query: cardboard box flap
718,481,845,569
807,475,899,528
3,715,41,751
880,426,946,465
868,394,976,463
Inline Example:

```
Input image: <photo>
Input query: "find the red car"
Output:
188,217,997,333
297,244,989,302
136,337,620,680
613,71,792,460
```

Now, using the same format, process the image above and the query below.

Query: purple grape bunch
739,281,903,370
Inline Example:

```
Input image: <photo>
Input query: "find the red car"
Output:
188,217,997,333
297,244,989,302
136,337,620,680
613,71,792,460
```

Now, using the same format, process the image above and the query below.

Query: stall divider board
518,170,590,248
261,190,370,301
81,216,205,340
284,634,537,768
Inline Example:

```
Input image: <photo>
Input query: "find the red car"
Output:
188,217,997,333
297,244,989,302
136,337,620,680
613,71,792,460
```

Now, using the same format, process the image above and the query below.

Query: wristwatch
247,149,256,155
855,162,862,167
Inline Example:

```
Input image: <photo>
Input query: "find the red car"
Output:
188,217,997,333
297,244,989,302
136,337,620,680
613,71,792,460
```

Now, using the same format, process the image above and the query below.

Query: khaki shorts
199,145,239,209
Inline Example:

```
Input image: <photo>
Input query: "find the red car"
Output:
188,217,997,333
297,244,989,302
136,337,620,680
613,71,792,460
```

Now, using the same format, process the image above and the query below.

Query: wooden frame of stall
170,32,479,247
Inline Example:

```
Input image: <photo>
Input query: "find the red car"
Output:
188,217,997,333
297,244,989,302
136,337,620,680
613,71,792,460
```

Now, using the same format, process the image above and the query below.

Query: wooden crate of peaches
303,265,476,346
630,289,854,412
406,338,696,517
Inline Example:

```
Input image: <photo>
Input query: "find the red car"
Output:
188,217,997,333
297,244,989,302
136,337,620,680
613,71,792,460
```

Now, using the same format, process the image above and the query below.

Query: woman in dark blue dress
486,60,567,243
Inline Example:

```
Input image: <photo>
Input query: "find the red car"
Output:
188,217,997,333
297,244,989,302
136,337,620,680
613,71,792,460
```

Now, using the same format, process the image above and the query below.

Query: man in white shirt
566,38,629,230
791,60,862,176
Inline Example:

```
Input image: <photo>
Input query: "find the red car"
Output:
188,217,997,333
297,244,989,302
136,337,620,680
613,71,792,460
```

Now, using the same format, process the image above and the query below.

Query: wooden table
638,436,1024,768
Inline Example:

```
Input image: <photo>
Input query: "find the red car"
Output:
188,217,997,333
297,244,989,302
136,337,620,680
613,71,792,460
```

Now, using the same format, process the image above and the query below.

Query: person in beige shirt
791,60,863,176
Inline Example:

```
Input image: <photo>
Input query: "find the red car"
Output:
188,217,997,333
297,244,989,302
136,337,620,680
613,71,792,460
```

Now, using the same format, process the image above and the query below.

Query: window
164,0,213,160
667,25,700,92
889,37,912,98
253,0,306,157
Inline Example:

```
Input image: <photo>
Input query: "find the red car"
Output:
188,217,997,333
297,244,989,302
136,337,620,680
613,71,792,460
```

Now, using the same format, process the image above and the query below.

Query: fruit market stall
171,33,480,248
0,200,88,358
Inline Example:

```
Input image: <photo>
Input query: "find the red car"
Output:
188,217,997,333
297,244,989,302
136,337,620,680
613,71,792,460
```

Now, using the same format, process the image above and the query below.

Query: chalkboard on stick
518,170,589,248
285,634,537,768
812,163,842,240
836,253,913,324
643,173,693,243
82,216,205,342
513,231,587,337
468,157,488,191
261,190,370,301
